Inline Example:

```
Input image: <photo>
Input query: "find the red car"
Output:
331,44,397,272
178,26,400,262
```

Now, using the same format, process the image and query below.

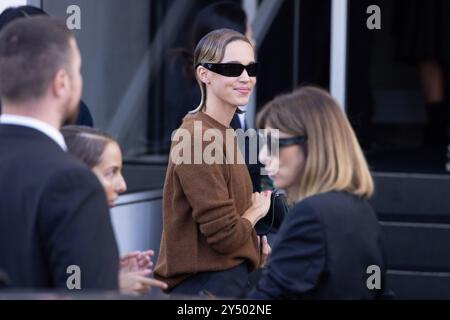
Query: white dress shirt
237,106,247,130
0,114,67,151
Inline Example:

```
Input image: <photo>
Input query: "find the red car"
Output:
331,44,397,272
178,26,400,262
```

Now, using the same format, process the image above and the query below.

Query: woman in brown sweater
154,28,271,297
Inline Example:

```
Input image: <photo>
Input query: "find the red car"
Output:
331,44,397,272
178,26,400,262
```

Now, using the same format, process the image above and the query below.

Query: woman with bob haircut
154,28,271,297
249,86,388,299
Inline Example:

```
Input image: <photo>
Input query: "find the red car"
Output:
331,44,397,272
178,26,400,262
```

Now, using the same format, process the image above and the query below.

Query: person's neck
2,100,63,130
203,95,236,128
285,185,299,205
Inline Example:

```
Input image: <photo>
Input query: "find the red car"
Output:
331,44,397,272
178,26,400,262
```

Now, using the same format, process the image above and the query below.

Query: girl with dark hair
61,125,168,295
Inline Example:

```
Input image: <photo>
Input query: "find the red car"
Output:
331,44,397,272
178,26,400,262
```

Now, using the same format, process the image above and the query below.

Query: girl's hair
61,125,117,168
257,86,374,201
190,28,252,113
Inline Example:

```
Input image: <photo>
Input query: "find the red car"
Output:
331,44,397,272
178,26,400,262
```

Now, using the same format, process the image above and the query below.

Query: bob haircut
257,86,374,201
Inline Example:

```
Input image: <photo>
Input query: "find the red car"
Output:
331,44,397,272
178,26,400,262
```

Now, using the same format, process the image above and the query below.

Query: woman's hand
120,250,154,273
119,269,168,295
252,191,272,218
258,235,272,267
243,191,272,226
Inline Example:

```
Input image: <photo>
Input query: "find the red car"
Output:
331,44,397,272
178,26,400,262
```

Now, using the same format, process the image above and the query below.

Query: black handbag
255,189,289,235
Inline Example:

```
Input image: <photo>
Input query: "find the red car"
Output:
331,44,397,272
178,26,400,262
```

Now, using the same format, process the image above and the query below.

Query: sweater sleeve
248,202,325,299
175,161,254,255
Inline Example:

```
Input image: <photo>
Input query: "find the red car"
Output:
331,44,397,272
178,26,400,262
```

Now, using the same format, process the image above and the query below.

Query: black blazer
230,113,261,193
0,124,119,291
249,191,387,299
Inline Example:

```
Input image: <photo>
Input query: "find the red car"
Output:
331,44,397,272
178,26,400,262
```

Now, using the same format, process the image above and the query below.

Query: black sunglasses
198,62,258,77
259,133,307,153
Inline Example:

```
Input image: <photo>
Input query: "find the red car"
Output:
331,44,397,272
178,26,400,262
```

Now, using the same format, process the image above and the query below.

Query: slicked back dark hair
61,125,116,168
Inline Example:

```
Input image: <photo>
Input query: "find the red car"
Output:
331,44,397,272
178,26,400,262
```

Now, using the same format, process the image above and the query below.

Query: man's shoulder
41,154,99,193
0,124,65,156
23,142,87,176
0,127,94,186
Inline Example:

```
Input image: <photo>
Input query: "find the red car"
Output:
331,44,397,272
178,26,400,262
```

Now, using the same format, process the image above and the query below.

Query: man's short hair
0,16,74,103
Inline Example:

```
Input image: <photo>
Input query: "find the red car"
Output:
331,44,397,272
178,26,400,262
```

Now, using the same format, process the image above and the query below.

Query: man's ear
196,66,210,85
51,69,70,98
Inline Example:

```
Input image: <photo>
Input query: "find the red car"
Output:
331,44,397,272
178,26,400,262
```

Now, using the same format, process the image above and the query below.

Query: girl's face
206,40,256,109
258,126,306,193
92,141,127,208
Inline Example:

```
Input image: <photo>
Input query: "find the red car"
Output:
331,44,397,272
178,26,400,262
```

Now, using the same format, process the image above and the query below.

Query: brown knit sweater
154,111,260,290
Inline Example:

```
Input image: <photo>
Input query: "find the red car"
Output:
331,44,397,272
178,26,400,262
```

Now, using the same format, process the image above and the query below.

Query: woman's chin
231,96,250,107
269,176,284,189
269,175,279,188
238,99,250,106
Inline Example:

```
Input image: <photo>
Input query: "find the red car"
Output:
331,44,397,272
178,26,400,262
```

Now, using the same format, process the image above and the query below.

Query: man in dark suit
0,17,118,291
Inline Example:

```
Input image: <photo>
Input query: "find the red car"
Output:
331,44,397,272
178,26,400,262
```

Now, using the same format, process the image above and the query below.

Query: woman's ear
196,66,210,85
